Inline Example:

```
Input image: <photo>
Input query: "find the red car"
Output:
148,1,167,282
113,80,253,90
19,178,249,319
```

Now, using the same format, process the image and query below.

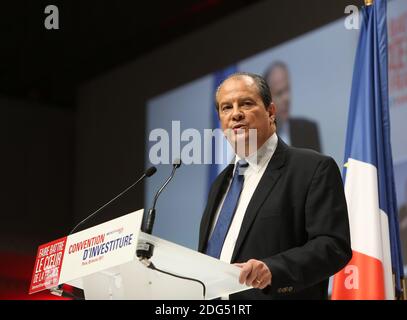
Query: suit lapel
231,139,287,262
198,164,234,252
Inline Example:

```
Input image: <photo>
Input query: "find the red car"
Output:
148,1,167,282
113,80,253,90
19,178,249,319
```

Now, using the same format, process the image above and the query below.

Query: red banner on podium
29,237,67,294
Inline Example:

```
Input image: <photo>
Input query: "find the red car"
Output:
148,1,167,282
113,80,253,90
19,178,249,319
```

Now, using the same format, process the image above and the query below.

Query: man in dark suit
264,61,321,152
199,72,351,299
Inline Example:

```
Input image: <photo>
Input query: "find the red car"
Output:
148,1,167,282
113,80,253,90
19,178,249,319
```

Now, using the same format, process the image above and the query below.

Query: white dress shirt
209,133,278,264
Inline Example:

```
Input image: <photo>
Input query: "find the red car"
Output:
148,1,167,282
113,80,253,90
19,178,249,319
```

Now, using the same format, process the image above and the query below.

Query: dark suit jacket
288,118,321,152
199,138,352,299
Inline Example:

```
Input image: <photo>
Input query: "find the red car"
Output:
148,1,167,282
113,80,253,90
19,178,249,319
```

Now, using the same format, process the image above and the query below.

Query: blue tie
205,160,249,259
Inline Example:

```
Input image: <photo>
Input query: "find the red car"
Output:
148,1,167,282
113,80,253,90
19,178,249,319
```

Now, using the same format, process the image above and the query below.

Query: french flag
332,0,404,300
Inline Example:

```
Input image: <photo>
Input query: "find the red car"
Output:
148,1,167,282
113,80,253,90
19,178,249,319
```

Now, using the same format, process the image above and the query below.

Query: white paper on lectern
60,209,143,285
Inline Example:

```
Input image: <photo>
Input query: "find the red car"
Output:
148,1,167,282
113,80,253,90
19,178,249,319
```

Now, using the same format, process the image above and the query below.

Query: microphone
143,159,181,235
49,166,156,299
69,166,157,235
137,159,182,259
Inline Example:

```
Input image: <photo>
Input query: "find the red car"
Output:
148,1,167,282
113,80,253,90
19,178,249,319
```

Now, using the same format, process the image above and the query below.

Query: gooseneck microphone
134,160,205,298
137,159,181,259
69,166,157,235
143,159,181,235
50,166,157,299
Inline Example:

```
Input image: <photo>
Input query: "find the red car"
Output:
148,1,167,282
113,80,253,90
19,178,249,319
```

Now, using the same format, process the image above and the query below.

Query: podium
29,209,249,300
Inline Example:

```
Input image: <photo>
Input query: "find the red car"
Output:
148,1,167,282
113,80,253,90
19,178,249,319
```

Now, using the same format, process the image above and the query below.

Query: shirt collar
235,133,278,173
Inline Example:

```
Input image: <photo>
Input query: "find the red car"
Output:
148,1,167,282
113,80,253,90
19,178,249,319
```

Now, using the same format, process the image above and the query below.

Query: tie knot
235,160,249,175
237,160,249,168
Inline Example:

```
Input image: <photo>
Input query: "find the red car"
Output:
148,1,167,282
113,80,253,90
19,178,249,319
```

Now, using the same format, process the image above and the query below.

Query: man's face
267,66,291,124
216,76,276,155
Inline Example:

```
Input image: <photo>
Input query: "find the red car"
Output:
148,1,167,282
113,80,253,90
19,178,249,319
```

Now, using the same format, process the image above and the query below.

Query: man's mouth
232,124,247,132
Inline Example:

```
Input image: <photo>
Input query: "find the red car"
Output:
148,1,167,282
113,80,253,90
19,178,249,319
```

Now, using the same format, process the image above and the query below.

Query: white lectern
74,231,249,300
30,209,249,300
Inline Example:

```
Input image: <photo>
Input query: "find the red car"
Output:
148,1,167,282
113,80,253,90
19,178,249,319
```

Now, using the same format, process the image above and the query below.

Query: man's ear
268,102,277,123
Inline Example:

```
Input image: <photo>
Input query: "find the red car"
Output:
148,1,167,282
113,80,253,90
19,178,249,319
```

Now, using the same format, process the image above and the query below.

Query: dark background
0,0,358,299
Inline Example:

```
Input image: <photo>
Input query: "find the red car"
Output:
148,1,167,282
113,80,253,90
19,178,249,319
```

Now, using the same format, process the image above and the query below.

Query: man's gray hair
215,72,272,111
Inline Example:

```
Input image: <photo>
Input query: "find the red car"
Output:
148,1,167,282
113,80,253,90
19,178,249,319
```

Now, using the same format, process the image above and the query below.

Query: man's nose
231,106,244,120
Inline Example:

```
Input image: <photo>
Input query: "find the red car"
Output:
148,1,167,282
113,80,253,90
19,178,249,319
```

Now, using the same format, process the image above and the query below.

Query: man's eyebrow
219,100,232,106
239,97,255,102
219,96,255,105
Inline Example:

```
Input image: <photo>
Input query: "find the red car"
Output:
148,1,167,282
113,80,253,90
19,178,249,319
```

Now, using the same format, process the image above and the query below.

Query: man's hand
235,259,272,289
